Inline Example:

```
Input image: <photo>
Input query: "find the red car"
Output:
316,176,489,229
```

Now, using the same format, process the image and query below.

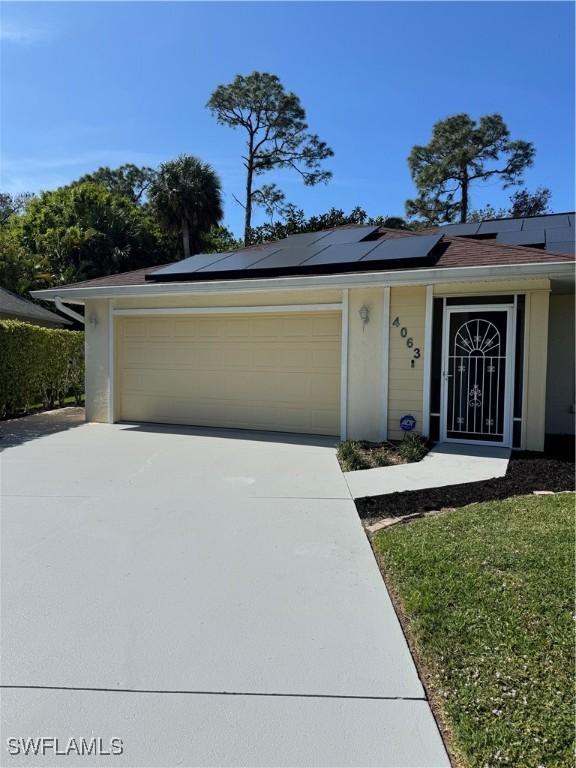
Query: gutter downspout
54,296,85,325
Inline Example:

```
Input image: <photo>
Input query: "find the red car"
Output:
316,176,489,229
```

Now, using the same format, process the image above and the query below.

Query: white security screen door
442,307,514,446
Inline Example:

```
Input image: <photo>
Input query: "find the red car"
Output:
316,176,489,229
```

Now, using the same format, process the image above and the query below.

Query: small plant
397,432,428,462
371,446,398,467
336,440,369,472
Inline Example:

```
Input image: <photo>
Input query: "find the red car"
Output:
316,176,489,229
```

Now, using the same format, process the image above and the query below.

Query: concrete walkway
345,441,511,499
1,414,449,767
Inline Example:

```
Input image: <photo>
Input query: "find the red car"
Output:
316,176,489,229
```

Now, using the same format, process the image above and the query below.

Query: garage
116,311,342,435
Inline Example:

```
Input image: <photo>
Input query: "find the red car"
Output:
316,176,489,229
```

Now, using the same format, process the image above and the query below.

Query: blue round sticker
400,414,416,432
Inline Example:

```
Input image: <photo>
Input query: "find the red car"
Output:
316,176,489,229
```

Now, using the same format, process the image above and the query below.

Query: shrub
0,320,84,419
336,440,370,472
397,432,428,462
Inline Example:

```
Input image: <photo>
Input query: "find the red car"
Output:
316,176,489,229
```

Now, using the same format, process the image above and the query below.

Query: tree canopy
406,113,535,224
75,164,156,205
207,71,334,244
248,206,409,245
468,186,552,222
149,155,223,258
16,182,172,286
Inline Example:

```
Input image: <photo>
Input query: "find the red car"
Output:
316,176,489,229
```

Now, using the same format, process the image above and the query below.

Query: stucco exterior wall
346,288,385,441
83,281,556,450
545,293,575,435
523,290,550,451
113,289,341,310
433,278,550,296
387,286,426,441
84,299,111,423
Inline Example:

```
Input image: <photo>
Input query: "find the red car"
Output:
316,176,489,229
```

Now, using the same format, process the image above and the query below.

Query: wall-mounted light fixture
358,304,370,330
89,313,99,327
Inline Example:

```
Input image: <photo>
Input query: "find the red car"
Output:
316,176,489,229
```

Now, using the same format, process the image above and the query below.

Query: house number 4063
392,316,421,368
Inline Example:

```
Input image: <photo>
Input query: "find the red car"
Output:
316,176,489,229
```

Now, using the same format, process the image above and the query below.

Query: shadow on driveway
118,420,339,448
0,407,85,450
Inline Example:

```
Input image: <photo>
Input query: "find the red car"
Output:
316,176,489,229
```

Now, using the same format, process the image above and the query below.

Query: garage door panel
117,312,341,435
119,395,338,435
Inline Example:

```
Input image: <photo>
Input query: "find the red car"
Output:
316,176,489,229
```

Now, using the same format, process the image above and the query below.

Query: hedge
0,320,84,419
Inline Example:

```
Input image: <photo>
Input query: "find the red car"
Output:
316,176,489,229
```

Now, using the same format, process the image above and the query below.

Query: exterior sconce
358,305,370,330
89,313,99,327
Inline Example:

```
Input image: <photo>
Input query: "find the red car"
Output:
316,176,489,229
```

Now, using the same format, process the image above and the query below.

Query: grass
336,433,429,472
373,493,575,768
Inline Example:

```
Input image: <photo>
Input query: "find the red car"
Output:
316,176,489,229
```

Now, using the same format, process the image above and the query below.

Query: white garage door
116,312,341,435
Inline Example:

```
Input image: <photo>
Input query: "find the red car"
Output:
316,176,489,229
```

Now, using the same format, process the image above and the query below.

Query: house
0,286,71,328
32,213,575,451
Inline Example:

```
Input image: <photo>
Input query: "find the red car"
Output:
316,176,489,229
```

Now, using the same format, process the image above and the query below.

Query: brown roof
48,229,575,292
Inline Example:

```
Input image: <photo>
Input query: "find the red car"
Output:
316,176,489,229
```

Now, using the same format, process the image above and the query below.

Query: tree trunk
182,218,191,258
243,164,254,246
460,169,469,223
243,133,255,246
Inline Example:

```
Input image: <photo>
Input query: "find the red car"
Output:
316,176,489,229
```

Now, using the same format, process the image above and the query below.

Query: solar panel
151,251,232,276
440,223,480,236
195,245,282,273
244,245,329,271
523,214,571,229
545,226,574,243
546,241,576,255
318,225,380,245
477,219,522,234
496,230,545,246
281,231,333,246
301,242,380,266
361,233,443,263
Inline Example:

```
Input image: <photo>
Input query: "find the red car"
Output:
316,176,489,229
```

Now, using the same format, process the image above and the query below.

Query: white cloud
0,19,53,45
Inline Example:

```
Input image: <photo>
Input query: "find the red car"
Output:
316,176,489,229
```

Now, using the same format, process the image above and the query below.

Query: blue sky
1,1,574,236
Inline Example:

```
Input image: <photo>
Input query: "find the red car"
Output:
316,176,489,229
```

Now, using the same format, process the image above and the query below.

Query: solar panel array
149,226,444,281
441,213,575,254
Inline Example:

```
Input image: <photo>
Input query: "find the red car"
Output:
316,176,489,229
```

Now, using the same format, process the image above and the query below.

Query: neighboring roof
0,286,71,325
439,212,575,254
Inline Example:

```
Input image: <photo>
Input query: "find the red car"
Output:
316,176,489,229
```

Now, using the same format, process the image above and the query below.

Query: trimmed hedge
0,320,84,419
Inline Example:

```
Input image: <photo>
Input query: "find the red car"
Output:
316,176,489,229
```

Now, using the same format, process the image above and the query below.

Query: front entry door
442,307,514,446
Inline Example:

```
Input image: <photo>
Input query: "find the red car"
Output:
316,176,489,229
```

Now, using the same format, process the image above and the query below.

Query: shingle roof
0,287,71,325
43,227,575,292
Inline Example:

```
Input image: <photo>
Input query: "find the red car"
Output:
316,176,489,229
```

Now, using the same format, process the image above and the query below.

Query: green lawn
373,493,575,768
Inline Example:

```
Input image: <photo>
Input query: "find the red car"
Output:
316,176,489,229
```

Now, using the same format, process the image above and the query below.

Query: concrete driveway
1,411,448,766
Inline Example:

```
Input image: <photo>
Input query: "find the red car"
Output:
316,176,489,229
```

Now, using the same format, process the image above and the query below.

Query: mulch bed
356,451,575,522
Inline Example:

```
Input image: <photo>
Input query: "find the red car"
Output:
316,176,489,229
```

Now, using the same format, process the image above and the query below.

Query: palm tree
149,155,223,258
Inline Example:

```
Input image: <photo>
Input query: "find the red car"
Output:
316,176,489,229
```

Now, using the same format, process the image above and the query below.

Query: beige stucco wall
523,290,550,451
84,299,111,423
433,279,551,296
545,293,575,435
84,281,555,450
346,288,386,441
387,286,427,441
113,289,341,310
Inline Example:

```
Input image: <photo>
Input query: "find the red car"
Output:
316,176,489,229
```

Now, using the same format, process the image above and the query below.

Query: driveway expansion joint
1,685,427,701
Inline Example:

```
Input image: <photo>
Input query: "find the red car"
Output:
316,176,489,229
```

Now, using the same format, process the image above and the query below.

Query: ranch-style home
33,212,575,452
